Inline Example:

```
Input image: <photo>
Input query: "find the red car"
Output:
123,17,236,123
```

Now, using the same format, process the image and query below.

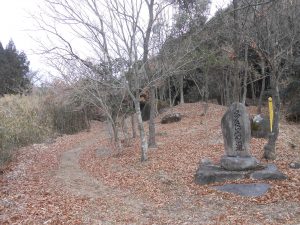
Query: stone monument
220,103,259,171
195,102,287,191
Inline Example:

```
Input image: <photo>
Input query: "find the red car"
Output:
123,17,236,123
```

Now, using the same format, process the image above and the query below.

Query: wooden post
268,97,273,132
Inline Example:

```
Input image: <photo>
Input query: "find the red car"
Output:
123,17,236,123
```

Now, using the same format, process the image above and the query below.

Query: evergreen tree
0,39,30,95
171,0,210,35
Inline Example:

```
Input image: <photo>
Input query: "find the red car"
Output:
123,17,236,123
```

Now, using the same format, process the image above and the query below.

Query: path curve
55,140,153,224
54,140,225,224
56,145,105,198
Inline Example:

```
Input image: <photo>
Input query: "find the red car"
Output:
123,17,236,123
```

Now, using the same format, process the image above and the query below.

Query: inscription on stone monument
233,109,243,151
221,103,251,157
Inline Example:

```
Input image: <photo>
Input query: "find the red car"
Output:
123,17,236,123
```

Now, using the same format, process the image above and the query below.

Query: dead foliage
1,102,300,224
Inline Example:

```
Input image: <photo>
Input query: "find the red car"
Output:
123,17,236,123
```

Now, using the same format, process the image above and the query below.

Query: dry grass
0,95,53,165
0,92,91,166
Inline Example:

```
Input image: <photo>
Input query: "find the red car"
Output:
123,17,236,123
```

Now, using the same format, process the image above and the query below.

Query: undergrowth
0,95,53,165
0,93,89,166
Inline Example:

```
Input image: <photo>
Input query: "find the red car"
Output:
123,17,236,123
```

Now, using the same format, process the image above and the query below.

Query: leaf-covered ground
1,102,300,224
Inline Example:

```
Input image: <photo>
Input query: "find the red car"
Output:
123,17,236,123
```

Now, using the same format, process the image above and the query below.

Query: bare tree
221,0,300,158
32,0,173,161
246,0,300,159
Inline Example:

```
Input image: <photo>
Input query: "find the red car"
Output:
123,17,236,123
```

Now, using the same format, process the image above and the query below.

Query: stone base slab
250,164,287,180
195,162,287,185
195,164,247,185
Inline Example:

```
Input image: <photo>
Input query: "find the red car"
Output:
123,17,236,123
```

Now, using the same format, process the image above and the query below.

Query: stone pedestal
220,156,259,171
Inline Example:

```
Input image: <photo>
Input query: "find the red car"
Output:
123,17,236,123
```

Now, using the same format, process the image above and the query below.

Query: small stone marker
161,113,182,124
289,162,300,169
214,183,270,197
251,114,270,138
221,102,251,157
95,148,111,157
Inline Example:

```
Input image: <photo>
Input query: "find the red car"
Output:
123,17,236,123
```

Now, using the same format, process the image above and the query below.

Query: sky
0,0,44,74
0,0,231,82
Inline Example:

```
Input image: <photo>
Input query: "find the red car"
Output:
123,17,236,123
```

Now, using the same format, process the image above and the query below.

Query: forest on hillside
1,0,300,163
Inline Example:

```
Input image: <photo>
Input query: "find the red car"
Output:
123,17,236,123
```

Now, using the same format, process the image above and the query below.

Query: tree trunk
232,0,240,103
203,71,209,114
225,72,231,106
257,60,266,114
263,77,280,160
250,75,256,103
148,85,157,148
111,120,122,150
134,99,148,161
179,74,184,104
139,0,153,159
168,77,172,107
204,72,209,103
83,107,90,132
160,86,165,101
242,45,248,105
242,74,248,105
221,87,224,105
121,118,129,146
131,113,136,138
222,72,225,105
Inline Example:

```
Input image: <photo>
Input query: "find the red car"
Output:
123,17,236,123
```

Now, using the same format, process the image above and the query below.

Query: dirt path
53,136,224,224
54,140,155,224
55,143,103,198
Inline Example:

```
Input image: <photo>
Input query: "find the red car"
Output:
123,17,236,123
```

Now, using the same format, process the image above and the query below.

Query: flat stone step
250,164,287,180
214,183,271,197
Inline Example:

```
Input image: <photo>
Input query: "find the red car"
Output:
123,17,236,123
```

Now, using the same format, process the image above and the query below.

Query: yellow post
268,97,273,132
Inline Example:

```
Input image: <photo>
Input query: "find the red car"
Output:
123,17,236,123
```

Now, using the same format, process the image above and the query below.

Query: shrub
42,89,90,134
0,88,91,166
50,104,89,134
0,95,53,165
157,100,169,112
